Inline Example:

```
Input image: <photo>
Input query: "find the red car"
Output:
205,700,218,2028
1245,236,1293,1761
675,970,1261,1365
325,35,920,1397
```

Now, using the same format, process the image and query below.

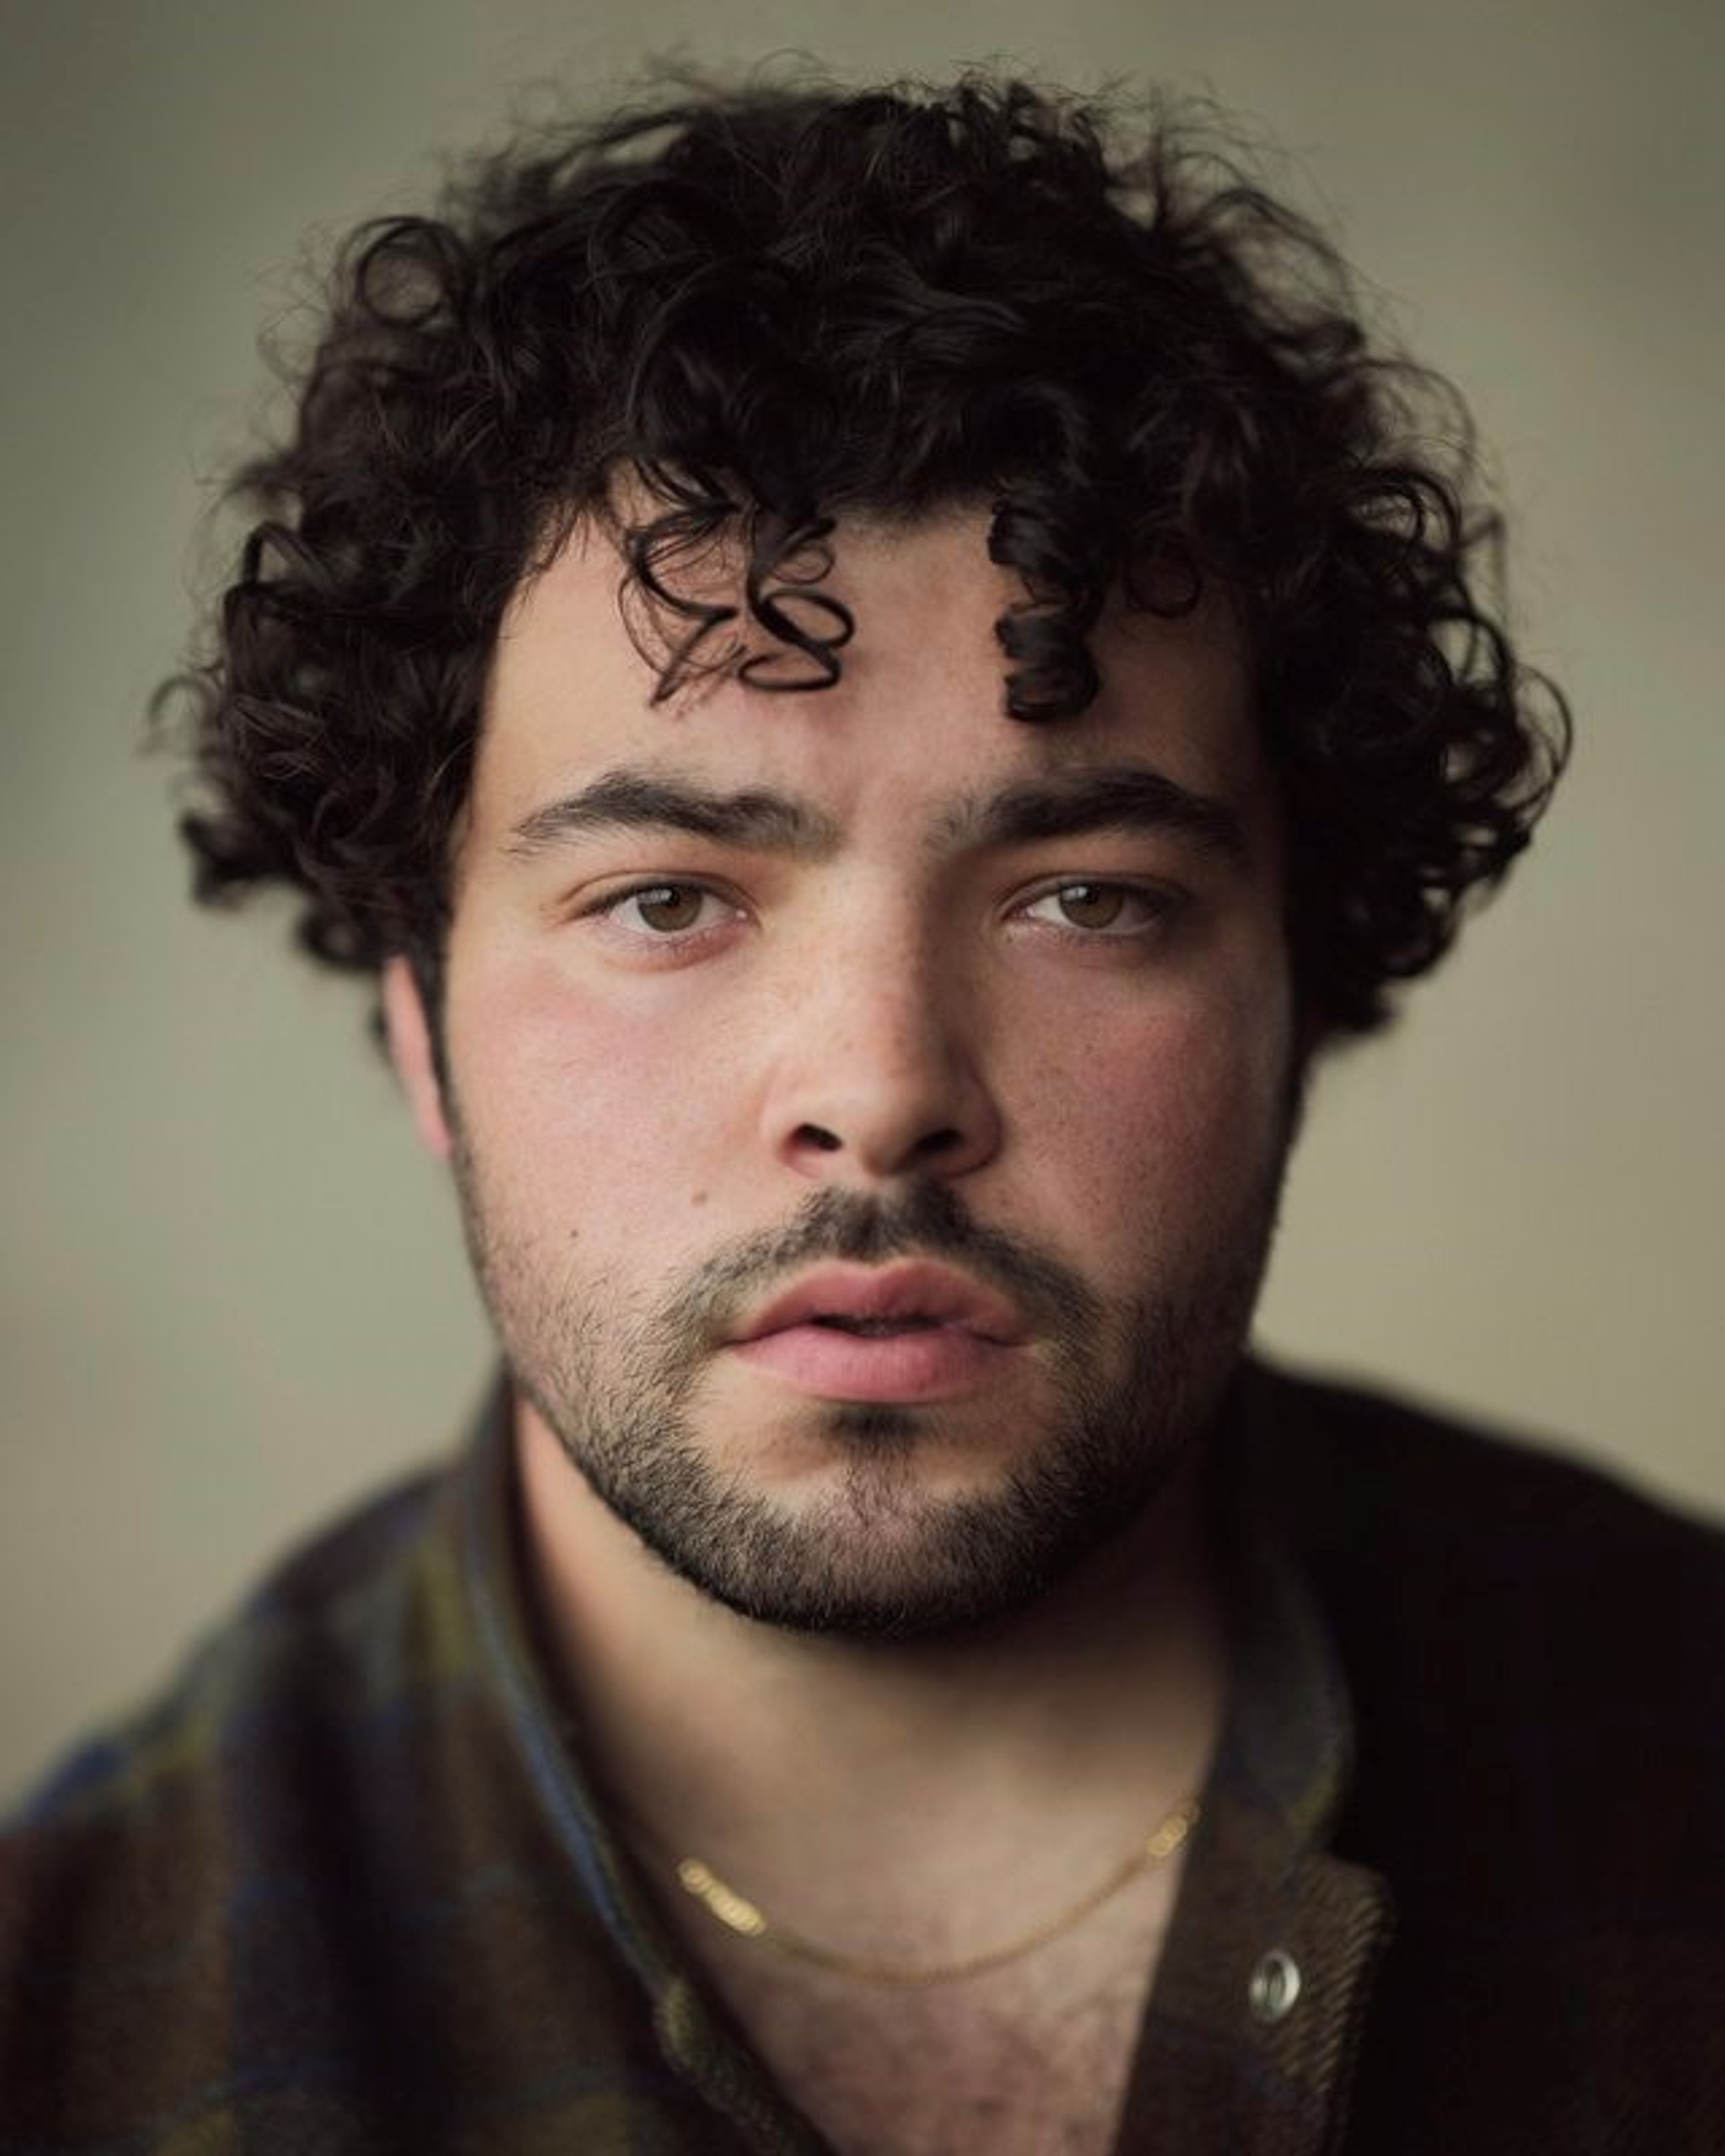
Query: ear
381,955,454,1160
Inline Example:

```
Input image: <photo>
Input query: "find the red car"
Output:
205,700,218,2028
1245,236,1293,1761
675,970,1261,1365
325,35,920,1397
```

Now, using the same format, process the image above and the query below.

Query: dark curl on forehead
166,70,1568,1036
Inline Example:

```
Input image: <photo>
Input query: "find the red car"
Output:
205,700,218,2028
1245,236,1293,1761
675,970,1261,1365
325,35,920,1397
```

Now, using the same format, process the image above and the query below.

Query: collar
1111,1365,1393,2150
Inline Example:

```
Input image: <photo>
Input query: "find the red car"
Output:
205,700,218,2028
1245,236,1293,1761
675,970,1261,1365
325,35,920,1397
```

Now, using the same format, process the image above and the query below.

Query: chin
599,1417,1178,1642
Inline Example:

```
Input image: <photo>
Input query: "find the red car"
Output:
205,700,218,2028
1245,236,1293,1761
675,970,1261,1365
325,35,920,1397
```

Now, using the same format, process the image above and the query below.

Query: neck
512,1396,1229,1919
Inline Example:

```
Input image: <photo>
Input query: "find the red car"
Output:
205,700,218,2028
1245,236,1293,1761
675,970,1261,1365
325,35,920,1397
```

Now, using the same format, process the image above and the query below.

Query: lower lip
728,1323,1016,1402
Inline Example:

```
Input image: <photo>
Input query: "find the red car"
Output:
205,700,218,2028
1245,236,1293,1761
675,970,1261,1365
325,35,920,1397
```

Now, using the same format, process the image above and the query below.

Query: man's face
393,509,1299,1636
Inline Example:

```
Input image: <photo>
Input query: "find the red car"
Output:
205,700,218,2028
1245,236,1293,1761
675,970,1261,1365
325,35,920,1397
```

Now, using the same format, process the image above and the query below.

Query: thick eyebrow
942,766,1249,859
507,761,1247,867
507,770,841,859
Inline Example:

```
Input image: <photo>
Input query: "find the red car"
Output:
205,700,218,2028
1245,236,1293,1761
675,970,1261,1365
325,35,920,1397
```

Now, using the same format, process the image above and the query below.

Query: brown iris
1052,882,1131,931
633,883,707,932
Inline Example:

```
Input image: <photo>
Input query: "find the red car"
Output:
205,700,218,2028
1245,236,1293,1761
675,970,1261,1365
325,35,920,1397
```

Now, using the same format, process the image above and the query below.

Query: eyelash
1013,878,1186,940
579,880,745,946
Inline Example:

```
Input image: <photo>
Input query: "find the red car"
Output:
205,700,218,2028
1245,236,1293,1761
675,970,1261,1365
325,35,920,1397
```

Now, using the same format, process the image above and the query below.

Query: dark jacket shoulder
0,1467,462,2148
1247,1363,1725,2150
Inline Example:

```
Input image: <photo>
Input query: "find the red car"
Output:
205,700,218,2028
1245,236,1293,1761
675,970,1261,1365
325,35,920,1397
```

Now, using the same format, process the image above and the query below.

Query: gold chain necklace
673,1796,1200,1988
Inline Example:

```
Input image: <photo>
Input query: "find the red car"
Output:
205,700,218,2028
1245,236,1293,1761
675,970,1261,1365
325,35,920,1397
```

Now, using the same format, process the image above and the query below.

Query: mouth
725,1262,1028,1403
733,1261,1028,1348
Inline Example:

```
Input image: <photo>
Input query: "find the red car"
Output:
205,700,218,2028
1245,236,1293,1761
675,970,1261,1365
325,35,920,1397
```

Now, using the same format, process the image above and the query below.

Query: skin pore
383,506,1302,2152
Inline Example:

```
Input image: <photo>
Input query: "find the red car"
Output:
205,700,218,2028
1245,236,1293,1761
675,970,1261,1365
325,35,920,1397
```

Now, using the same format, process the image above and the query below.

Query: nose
761,928,1002,1187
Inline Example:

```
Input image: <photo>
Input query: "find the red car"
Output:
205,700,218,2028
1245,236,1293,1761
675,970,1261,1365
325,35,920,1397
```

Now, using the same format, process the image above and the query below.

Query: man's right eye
585,881,741,940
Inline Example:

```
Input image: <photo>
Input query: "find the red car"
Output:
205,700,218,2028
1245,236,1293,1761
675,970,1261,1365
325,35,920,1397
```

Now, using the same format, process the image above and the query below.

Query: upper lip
730,1262,1029,1346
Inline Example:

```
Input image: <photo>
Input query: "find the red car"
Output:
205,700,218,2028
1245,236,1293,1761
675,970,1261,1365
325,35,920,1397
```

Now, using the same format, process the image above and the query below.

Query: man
2,72,1718,2155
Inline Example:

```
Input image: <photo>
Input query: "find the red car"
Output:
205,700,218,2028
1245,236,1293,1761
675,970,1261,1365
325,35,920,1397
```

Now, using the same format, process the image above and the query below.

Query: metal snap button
1248,1947,1302,2025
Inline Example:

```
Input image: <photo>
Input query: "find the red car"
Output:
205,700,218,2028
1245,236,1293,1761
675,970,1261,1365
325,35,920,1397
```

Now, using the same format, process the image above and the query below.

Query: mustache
654,1182,1103,1350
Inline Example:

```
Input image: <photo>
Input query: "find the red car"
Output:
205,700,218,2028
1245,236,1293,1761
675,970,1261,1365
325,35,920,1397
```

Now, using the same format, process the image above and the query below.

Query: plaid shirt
3,1363,1720,2152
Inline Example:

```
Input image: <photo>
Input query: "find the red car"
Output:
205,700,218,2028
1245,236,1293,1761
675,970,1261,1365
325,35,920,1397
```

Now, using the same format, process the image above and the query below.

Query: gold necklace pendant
674,1796,1200,1988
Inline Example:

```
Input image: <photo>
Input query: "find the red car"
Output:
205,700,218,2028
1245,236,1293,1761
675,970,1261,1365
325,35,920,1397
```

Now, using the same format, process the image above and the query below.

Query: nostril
794,1123,843,1154
914,1128,964,1159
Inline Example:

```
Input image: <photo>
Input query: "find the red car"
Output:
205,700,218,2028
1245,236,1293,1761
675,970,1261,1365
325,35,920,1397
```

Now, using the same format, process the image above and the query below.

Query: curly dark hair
171,70,1568,1036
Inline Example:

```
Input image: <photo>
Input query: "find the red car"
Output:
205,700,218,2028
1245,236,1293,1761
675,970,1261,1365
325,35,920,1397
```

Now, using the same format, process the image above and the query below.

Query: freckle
691,1189,709,1207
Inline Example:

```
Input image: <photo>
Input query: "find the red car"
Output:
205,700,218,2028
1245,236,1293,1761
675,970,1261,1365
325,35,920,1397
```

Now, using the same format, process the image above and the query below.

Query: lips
725,1262,1028,1404
732,1262,1028,1348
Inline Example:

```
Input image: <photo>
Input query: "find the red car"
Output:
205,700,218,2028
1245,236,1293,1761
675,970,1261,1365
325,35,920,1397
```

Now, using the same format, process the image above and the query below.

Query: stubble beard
447,1117,1290,1639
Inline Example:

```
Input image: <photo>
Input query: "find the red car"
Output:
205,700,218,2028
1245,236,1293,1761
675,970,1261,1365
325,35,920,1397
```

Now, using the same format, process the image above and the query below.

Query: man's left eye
1020,882,1175,935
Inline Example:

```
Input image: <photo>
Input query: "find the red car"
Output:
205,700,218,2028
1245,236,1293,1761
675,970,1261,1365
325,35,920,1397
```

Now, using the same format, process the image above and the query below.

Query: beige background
3,0,1720,1794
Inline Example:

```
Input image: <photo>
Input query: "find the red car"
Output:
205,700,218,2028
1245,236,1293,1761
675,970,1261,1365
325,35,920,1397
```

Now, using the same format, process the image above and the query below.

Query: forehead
470,508,1266,835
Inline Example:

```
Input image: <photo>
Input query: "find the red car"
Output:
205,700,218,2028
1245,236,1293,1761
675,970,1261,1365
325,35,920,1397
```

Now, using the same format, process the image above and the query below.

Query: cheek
446,948,745,1207
1007,985,1294,1240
